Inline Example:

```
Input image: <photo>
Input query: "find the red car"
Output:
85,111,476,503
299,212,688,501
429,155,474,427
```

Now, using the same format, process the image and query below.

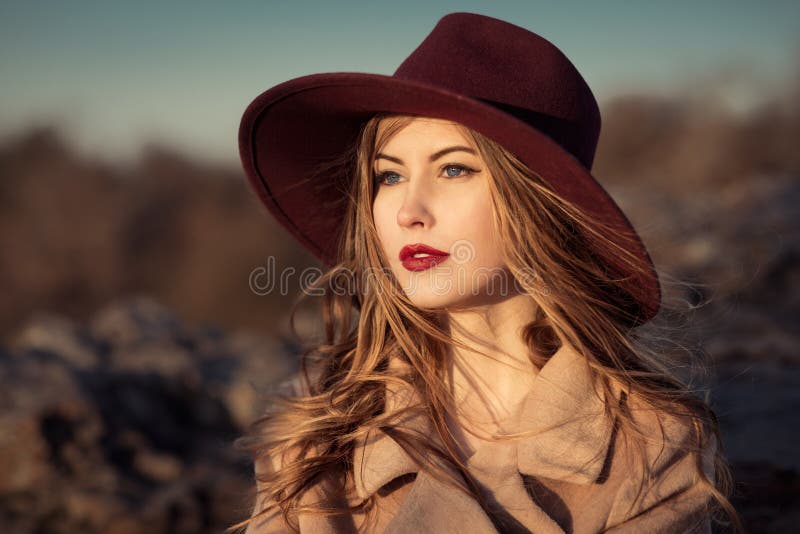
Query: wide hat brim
239,71,661,325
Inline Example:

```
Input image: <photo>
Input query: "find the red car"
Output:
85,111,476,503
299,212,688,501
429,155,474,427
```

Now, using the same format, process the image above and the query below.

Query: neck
441,292,541,447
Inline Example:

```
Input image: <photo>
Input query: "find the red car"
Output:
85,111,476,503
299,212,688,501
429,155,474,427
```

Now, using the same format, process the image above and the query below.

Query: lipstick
399,243,450,272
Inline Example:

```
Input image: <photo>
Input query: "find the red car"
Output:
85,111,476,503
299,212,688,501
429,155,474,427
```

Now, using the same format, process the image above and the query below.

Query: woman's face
371,117,511,310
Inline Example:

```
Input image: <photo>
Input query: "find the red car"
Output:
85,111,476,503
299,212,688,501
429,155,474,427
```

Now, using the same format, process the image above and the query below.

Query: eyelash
373,164,478,186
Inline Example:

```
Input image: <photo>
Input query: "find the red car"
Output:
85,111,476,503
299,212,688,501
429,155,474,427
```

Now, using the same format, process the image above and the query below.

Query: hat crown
394,12,601,169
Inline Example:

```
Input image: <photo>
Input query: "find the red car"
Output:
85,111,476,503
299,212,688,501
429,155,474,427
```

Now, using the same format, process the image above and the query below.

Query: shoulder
604,390,717,532
622,390,716,478
248,371,318,532
255,369,316,472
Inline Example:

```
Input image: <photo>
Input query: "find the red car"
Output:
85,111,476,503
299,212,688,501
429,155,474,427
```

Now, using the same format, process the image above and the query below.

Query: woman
232,12,740,534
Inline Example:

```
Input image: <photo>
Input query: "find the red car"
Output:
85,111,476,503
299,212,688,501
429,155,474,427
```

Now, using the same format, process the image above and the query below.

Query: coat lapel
352,341,621,520
513,341,619,484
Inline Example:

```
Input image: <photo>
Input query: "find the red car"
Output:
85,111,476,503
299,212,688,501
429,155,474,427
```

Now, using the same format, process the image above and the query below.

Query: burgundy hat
239,11,661,325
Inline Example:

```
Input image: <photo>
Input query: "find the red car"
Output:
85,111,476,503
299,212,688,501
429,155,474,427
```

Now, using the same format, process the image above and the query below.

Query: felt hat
238,11,661,325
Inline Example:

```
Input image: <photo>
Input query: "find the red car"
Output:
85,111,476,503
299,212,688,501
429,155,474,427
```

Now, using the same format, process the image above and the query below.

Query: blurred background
1,1,798,532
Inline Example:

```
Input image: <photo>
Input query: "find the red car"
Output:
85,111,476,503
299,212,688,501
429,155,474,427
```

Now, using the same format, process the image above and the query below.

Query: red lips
399,243,450,272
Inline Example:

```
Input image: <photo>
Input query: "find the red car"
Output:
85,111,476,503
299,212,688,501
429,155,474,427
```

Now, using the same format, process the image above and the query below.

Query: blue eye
444,164,478,178
374,171,401,186
444,164,471,177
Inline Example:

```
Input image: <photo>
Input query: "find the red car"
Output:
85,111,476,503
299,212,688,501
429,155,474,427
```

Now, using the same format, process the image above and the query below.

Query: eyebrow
375,145,477,165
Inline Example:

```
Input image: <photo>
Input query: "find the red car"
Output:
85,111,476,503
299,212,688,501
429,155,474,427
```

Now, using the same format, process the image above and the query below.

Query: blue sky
1,0,798,164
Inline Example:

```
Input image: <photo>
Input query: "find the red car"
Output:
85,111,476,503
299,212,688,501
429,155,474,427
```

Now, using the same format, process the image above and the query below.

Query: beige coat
246,342,717,533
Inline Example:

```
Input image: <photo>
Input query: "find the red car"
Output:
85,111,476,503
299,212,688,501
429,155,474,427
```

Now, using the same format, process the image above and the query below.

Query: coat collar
353,341,623,500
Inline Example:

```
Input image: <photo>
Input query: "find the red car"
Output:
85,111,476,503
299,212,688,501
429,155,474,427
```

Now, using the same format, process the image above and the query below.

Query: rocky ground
0,298,295,533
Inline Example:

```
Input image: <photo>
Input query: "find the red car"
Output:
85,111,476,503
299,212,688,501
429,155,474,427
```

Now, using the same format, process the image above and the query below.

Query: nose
396,178,434,229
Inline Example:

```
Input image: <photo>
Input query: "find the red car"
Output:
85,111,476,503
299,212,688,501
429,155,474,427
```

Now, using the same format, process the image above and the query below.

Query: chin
402,282,491,311
394,265,505,309
406,292,460,310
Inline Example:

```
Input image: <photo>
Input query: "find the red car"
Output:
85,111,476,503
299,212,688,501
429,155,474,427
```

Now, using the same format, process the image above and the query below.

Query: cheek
458,195,502,264
371,198,394,250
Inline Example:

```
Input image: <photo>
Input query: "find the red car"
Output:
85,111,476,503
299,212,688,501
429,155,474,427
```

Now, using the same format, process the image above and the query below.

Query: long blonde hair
230,113,742,533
